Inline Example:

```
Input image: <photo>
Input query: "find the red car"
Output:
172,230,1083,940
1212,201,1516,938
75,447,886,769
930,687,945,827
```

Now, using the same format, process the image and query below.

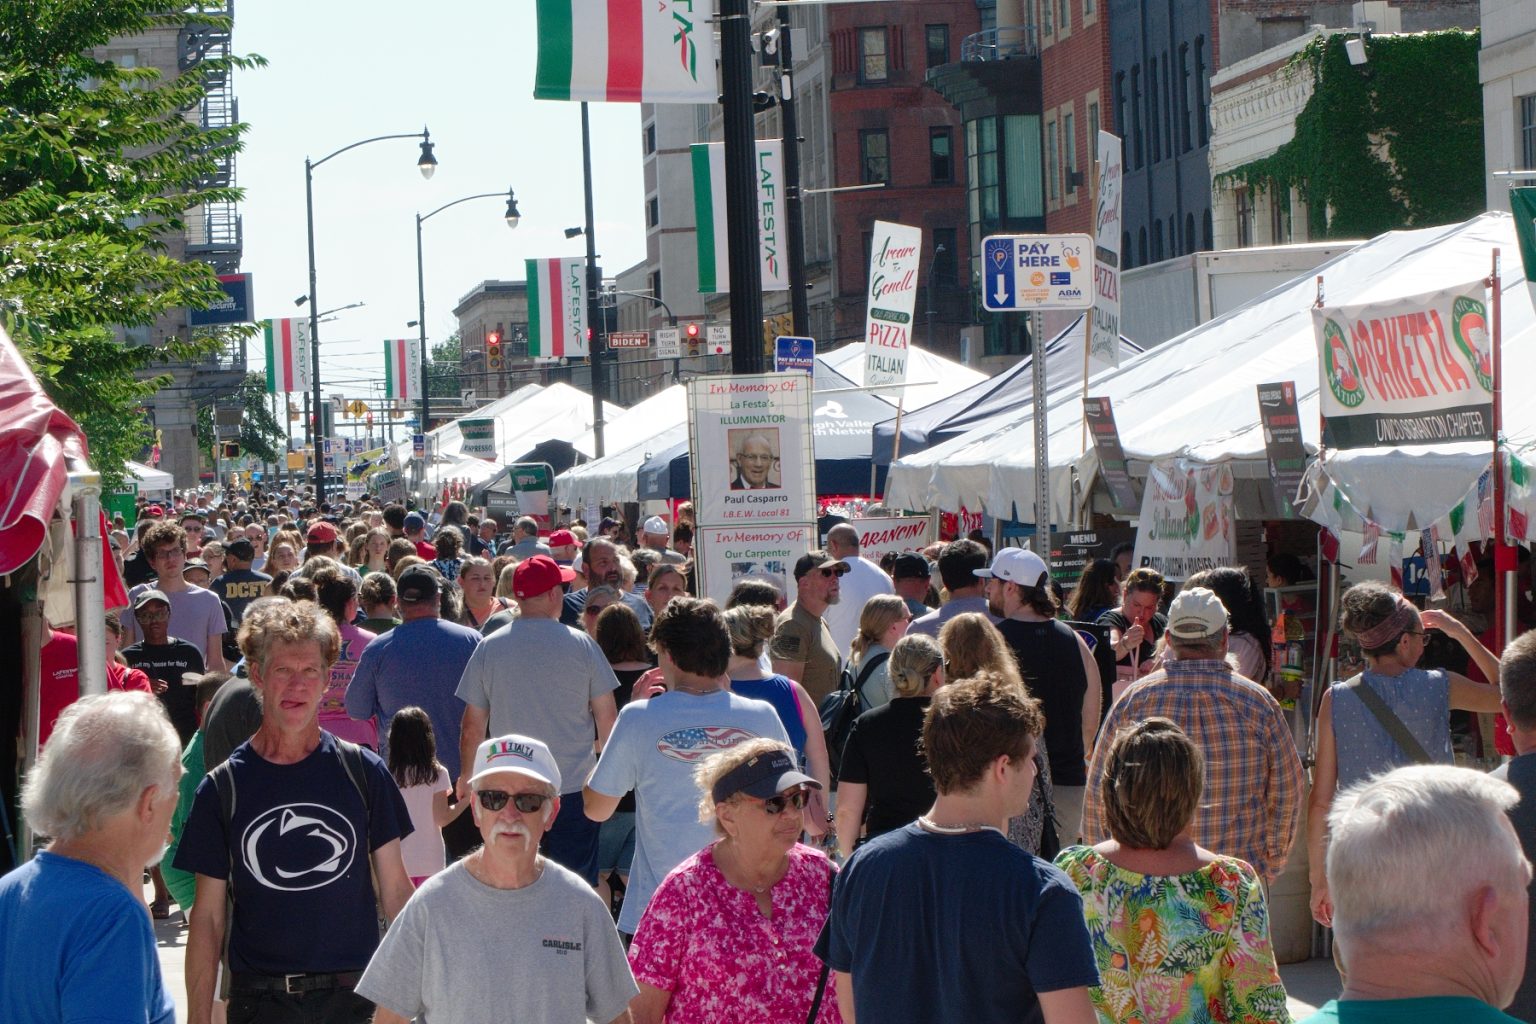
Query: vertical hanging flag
263,318,310,394
1421,527,1445,600
1511,187,1536,311
533,0,717,104
383,338,423,402
526,258,589,360
692,140,788,293
863,220,924,392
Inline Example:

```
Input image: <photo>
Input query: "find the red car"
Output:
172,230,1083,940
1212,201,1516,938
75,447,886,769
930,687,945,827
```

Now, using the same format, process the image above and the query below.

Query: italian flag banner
383,338,423,401
263,318,310,394
533,0,717,104
692,139,788,293
526,258,589,360
1512,186,1536,313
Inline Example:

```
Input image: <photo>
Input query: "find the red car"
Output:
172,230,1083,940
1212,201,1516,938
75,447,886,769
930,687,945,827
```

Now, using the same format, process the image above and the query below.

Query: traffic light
685,322,702,357
221,442,240,459
486,330,504,371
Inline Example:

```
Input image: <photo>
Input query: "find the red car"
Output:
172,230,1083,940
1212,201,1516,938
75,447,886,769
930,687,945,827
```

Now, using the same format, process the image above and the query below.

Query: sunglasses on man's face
755,789,811,816
816,567,847,579
476,789,550,814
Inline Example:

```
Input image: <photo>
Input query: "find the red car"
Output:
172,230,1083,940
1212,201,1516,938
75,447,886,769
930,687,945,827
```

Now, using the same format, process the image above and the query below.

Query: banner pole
1081,148,1099,457
1492,249,1512,652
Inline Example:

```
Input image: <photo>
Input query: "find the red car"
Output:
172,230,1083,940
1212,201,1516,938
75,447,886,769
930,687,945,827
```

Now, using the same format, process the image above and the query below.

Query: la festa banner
1131,459,1236,582
1313,281,1493,449
863,220,923,393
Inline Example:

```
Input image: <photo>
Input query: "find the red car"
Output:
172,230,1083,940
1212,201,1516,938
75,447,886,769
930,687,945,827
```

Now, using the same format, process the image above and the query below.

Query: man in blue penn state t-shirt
817,672,1100,1024
176,599,414,1024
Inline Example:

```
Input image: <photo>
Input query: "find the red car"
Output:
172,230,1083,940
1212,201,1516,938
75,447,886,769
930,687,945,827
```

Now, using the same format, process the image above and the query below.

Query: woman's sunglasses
756,789,811,815
476,790,550,814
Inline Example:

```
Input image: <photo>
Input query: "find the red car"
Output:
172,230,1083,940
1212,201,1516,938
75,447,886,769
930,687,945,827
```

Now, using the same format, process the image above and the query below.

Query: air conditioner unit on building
959,327,983,367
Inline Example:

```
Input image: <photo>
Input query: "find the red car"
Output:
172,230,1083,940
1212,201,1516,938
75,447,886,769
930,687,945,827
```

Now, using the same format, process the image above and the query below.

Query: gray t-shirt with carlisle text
357,858,637,1024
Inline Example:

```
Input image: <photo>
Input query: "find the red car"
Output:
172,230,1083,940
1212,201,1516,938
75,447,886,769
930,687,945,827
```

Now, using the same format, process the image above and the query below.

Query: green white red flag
526,258,589,360
533,0,716,104
263,318,310,394
692,139,788,293
383,338,422,401
1511,187,1536,313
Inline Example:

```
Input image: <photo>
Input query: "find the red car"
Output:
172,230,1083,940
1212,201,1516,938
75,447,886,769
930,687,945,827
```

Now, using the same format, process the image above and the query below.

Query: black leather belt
230,971,364,995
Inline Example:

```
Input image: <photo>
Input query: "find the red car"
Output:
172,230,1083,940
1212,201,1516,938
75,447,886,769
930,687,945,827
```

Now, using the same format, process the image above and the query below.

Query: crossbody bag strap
1342,674,1434,765
805,861,836,1024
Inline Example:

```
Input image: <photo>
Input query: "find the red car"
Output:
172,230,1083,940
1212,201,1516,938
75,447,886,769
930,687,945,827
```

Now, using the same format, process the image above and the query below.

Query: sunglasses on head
755,789,811,815
476,789,550,814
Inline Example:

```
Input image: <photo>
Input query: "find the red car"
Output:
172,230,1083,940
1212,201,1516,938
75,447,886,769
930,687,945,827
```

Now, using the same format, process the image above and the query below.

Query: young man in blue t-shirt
176,599,414,1024
817,672,1100,1024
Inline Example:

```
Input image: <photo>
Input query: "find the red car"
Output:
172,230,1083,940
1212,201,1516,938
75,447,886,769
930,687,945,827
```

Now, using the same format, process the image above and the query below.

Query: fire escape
179,4,242,275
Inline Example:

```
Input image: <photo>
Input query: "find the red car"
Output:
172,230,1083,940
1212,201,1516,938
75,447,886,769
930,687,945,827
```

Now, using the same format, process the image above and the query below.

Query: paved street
147,882,1343,1021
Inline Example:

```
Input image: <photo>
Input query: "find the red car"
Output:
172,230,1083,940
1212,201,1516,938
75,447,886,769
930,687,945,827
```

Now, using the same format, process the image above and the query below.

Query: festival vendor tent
553,387,689,507
391,382,544,467
872,315,1144,467
818,340,986,411
887,214,1532,532
636,358,900,501
126,460,174,499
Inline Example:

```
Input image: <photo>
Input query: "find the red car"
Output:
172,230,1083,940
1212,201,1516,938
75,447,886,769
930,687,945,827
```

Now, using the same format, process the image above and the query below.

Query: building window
1042,0,1054,36
1236,188,1254,247
1046,118,1059,201
858,27,889,84
1059,0,1070,33
1002,114,1044,218
649,269,663,302
968,117,1001,226
930,127,954,183
1089,100,1100,135
1114,73,1125,138
646,196,659,228
925,24,949,70
1178,44,1191,153
1147,61,1160,163
1270,187,1291,243
1203,209,1213,250
1522,95,1536,171
1152,220,1163,261
1064,111,1077,191
1131,66,1143,169
1163,52,1173,160
1137,227,1147,265
1085,0,1095,14
1185,213,1196,254
1195,36,1209,147
644,123,656,155
860,128,890,184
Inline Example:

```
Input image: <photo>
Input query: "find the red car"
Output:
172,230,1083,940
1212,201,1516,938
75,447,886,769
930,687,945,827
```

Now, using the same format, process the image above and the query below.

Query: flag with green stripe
534,0,716,104
263,318,310,394
1512,187,1536,313
526,258,589,360
383,338,422,401
691,139,788,293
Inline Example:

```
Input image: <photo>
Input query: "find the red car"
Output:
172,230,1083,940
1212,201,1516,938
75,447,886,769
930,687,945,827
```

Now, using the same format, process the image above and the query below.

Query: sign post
981,233,1094,573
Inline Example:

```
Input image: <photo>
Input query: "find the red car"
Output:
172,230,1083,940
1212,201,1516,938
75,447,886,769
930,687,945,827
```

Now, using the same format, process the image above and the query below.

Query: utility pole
721,0,766,373
777,5,810,338
581,102,608,456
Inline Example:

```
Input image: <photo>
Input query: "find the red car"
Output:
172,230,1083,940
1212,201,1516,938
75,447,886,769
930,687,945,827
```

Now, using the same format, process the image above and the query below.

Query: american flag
1478,470,1494,538
656,726,759,763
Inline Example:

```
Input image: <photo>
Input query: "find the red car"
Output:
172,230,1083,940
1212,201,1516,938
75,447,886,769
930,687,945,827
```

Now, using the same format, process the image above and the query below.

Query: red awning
0,325,128,608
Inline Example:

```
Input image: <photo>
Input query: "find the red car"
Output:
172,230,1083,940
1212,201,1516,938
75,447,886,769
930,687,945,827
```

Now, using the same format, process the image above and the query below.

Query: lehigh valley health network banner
688,373,816,603
1313,281,1493,449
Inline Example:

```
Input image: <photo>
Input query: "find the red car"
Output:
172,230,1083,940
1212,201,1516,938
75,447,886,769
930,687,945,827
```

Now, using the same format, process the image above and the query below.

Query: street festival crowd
13,485,1536,1024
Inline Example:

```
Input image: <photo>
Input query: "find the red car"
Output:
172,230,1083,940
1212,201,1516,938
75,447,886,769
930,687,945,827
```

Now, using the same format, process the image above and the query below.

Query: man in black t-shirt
211,538,271,623
121,589,206,745
978,548,1101,844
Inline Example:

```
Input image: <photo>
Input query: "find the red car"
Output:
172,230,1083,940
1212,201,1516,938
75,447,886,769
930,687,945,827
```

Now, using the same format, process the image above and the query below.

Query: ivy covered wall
1221,31,1483,240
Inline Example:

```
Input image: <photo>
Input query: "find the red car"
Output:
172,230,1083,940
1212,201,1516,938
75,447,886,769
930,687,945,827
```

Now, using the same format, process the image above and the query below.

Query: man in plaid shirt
1082,586,1305,883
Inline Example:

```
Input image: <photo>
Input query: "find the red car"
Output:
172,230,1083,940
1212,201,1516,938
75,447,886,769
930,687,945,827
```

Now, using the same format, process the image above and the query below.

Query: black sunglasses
476,790,550,814
816,567,847,579
757,789,811,815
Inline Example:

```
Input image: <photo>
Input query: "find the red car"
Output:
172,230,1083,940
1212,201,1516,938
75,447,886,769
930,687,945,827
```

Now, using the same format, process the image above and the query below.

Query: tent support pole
882,395,905,503
1492,249,1514,651
1032,309,1051,574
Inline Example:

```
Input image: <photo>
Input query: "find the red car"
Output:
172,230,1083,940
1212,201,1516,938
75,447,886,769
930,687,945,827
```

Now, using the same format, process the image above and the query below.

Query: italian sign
1083,396,1137,511
863,220,923,392
689,373,816,602
1132,459,1237,581
981,233,1093,311
696,524,814,607
1256,381,1307,517
461,418,497,460
1089,132,1123,367
850,516,933,565
1313,282,1493,449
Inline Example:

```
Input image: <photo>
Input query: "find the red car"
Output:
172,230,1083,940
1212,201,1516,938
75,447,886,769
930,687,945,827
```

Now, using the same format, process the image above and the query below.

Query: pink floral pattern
629,842,841,1024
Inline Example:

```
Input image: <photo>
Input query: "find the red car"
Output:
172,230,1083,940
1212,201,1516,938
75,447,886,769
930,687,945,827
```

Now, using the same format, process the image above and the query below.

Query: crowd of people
10,481,1536,1024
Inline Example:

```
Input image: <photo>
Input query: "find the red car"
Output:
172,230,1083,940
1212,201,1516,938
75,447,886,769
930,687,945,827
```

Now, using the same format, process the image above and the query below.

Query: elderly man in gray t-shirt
455,556,619,887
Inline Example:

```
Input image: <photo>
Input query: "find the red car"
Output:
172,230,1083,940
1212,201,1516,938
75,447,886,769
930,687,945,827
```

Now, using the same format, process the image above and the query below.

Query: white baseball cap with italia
469,734,562,793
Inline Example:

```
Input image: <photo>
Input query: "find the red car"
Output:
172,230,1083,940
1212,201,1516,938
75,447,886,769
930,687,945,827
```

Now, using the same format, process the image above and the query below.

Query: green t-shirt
1303,996,1524,1024
160,729,206,910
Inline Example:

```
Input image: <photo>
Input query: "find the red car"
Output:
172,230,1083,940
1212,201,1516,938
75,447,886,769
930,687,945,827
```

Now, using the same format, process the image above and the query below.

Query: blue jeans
542,789,600,885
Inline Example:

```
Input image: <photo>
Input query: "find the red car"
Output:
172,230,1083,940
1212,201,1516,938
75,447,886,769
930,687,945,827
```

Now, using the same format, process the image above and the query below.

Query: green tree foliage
1220,31,1484,240
194,372,291,465
0,1,263,488
428,331,461,398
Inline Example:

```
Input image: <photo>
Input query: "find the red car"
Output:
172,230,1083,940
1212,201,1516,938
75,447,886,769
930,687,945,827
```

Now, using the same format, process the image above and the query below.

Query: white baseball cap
1166,587,1229,641
469,734,562,792
974,547,1050,589
643,515,668,536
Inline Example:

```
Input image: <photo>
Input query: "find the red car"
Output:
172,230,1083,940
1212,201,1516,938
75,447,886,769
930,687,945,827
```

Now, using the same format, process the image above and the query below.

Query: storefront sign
851,516,933,565
1083,396,1137,510
189,273,255,326
1257,381,1308,517
1314,281,1493,449
1047,526,1139,587
863,220,923,392
1132,458,1236,581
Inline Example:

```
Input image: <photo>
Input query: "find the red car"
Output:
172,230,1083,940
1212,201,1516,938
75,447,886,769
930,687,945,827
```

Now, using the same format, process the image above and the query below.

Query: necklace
671,681,722,696
917,815,1004,837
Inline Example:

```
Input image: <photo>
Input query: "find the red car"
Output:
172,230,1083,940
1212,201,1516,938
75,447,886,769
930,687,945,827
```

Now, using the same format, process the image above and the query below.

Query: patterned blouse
628,841,841,1024
1054,846,1290,1024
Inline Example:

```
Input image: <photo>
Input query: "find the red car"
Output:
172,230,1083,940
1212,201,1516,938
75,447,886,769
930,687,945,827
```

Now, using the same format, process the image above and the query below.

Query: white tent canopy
558,386,689,505
887,213,1532,530
818,341,986,408
393,382,545,467
126,460,174,498
572,385,685,459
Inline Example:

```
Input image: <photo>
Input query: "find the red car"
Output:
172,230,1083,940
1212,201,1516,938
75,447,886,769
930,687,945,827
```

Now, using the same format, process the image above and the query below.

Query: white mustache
491,822,532,841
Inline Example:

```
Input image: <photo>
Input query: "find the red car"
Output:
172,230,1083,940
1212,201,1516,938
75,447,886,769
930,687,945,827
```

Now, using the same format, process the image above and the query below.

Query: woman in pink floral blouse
628,738,840,1024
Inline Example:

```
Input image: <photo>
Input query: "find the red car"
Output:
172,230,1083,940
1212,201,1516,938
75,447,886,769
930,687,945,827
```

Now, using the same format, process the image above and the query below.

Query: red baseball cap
306,521,339,544
512,555,577,599
146,505,164,517
547,528,579,548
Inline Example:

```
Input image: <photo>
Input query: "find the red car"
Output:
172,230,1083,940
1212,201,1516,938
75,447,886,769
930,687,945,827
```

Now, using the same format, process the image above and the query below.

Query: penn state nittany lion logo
241,804,358,892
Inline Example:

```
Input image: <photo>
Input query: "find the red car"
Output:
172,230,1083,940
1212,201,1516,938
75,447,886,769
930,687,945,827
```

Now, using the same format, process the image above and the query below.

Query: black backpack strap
851,651,889,707
334,738,374,823
805,860,836,1024
1341,674,1434,765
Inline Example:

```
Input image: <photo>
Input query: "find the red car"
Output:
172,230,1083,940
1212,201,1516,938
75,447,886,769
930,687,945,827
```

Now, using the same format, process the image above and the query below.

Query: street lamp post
415,188,520,443
926,243,947,352
305,127,438,504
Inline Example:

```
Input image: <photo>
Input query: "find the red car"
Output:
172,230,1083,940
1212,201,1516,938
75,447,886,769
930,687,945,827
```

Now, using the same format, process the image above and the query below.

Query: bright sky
233,0,645,411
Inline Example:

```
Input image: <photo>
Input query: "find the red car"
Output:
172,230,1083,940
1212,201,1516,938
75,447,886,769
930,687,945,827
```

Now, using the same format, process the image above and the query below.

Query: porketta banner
1313,282,1493,449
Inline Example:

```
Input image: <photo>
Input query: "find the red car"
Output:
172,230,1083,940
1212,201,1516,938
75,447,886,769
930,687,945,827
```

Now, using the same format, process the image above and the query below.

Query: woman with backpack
845,595,911,712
